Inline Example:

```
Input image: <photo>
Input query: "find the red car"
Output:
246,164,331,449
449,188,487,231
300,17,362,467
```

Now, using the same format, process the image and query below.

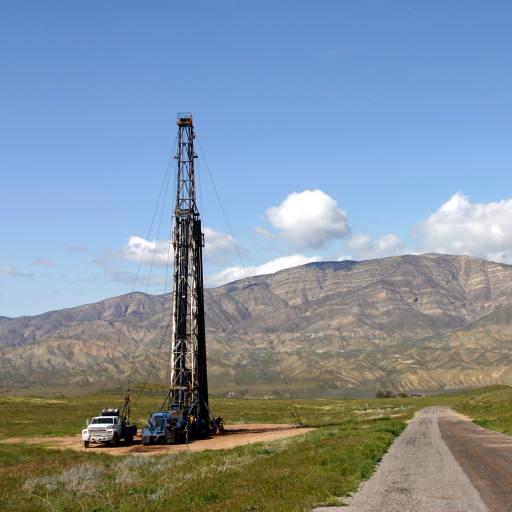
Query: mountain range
2,253,512,397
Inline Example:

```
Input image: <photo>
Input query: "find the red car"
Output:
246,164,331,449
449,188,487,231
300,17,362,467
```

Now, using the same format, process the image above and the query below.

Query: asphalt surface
314,407,490,512
438,407,512,512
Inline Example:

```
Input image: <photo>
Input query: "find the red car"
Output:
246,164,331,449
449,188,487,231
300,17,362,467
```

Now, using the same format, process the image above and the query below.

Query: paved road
438,407,512,511
314,407,491,512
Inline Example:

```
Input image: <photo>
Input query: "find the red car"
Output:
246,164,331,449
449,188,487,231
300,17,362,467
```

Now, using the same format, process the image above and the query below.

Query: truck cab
82,408,136,448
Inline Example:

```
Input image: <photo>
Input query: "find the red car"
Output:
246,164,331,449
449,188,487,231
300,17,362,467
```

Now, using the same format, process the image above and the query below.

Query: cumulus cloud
340,191,512,263
32,257,54,267
419,192,512,262
202,227,237,262
123,236,170,265
344,233,404,260
123,227,236,266
263,189,350,249
206,254,322,287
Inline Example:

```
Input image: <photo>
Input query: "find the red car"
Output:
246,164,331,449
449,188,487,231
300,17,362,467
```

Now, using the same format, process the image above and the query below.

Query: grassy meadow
0,385,511,511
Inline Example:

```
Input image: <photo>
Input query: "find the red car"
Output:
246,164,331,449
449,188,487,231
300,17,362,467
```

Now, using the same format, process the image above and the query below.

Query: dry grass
23,463,104,494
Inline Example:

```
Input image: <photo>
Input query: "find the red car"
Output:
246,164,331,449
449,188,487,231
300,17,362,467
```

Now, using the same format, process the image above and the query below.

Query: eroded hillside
2,254,512,396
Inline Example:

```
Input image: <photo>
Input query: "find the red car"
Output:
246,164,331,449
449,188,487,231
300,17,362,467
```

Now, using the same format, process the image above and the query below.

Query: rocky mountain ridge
2,253,512,396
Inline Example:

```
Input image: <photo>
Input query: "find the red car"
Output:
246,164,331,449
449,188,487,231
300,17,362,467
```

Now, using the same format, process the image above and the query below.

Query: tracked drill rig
141,113,215,445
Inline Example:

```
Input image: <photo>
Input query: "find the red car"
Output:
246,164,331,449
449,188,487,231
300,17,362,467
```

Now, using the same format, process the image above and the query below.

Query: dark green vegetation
0,386,511,511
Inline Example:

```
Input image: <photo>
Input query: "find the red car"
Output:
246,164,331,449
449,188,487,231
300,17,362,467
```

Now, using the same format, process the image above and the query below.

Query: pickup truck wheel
111,433,120,447
83,441,89,448
125,433,133,444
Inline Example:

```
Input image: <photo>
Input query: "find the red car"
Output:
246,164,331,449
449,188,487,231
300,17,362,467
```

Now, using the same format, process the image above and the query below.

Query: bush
375,390,395,399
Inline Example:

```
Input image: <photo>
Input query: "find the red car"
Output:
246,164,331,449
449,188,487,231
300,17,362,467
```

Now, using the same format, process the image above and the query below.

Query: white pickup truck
82,408,137,448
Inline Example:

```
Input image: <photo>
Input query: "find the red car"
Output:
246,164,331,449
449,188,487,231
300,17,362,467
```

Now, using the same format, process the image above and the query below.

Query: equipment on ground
82,390,136,448
141,113,218,445
141,406,188,445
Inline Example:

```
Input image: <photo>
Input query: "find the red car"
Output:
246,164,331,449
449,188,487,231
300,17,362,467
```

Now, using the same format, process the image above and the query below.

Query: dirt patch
0,423,313,456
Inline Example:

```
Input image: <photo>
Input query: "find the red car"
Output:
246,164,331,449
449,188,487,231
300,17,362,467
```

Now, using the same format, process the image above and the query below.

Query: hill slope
2,253,512,396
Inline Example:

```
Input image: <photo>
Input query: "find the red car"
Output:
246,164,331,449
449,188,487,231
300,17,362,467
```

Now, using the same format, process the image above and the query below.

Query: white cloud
340,191,512,263
123,227,236,266
206,254,323,287
344,233,403,260
202,227,237,262
123,236,170,265
32,257,54,267
263,189,350,249
419,192,512,262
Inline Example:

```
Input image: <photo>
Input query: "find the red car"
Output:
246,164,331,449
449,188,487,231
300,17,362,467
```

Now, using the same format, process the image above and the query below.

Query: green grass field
0,386,511,511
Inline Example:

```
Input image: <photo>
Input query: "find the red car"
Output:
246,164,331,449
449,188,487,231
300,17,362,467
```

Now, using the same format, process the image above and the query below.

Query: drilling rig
141,113,214,445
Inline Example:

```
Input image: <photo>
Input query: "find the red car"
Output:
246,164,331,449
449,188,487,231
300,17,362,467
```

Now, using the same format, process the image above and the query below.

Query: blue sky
2,1,512,316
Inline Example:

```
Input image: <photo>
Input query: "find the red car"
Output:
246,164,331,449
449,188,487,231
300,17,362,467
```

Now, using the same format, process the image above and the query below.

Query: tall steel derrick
167,113,209,434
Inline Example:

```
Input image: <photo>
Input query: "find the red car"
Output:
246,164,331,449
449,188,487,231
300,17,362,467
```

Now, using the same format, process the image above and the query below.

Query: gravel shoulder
314,407,489,512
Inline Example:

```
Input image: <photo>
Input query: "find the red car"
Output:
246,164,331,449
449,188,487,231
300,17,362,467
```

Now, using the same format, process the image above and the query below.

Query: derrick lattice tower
168,113,209,433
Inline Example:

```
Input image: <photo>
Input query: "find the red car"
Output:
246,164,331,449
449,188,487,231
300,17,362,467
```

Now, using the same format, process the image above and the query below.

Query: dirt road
314,407,491,512
0,423,312,456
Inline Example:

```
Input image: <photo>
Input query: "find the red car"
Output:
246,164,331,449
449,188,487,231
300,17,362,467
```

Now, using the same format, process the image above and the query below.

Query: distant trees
376,390,395,398
376,390,421,398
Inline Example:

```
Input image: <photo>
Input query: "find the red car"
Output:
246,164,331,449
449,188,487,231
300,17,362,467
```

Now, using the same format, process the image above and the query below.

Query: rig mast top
176,112,193,126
